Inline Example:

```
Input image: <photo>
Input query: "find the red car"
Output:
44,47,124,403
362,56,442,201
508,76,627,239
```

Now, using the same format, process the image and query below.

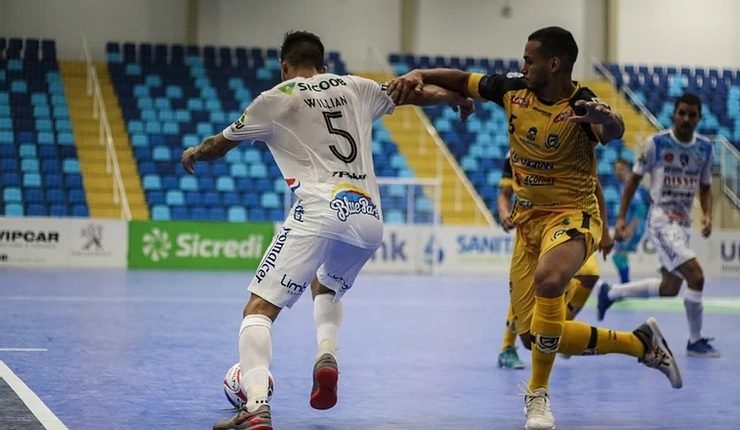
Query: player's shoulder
570,84,603,105
694,133,713,145
650,129,673,143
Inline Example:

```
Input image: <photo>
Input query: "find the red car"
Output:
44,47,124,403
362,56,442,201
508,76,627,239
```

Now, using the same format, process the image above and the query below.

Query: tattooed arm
181,133,240,174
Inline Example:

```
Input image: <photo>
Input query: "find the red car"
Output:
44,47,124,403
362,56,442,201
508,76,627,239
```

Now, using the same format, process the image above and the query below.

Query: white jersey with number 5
222,73,395,249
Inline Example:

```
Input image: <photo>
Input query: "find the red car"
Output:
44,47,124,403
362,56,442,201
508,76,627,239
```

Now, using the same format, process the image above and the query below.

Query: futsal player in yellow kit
496,154,610,368
389,26,682,430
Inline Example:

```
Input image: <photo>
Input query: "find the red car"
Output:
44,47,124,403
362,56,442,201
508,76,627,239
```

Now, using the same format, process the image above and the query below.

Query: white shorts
248,226,377,308
647,210,695,272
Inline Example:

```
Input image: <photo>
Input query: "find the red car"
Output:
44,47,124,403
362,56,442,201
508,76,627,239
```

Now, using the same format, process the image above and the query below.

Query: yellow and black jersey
468,72,600,211
499,153,513,190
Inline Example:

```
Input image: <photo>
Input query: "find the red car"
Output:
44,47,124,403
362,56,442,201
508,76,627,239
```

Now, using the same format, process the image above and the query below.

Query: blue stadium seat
3,187,22,202
228,206,247,222
71,205,89,217
261,192,280,209
4,203,24,217
179,175,198,191
216,176,235,191
143,174,162,190
166,190,184,206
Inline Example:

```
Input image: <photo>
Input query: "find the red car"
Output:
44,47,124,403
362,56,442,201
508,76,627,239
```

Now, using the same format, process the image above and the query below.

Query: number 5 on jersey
323,111,357,163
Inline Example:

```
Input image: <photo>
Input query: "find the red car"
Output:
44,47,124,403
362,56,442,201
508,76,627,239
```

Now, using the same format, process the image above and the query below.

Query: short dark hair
280,30,325,70
674,92,702,114
527,26,578,72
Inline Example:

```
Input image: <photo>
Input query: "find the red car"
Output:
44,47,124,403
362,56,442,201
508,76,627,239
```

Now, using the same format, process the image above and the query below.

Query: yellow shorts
575,253,600,277
508,208,602,335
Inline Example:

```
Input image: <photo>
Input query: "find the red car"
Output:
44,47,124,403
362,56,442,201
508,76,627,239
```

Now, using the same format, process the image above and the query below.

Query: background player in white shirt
181,31,473,430
598,93,718,357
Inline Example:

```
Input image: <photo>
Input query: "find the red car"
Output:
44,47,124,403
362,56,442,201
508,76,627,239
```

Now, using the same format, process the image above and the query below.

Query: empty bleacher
603,63,740,149
108,42,431,223
0,37,88,217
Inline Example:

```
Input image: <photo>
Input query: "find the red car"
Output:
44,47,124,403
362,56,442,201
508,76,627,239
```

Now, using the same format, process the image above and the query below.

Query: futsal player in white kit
181,31,473,430
598,93,719,358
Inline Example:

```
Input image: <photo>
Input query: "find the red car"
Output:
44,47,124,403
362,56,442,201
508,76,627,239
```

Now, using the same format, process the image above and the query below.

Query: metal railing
716,136,740,209
592,59,662,129
82,37,131,220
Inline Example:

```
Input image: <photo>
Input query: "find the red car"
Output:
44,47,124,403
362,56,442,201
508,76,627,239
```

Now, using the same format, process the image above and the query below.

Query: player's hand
387,70,425,105
449,98,475,122
614,217,627,242
599,230,615,260
701,214,712,238
501,218,515,233
181,147,198,175
499,212,515,233
569,100,615,125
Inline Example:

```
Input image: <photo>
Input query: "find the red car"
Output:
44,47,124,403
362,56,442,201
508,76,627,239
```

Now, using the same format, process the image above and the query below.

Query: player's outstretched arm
387,68,471,105
398,83,475,121
699,184,713,237
181,133,240,174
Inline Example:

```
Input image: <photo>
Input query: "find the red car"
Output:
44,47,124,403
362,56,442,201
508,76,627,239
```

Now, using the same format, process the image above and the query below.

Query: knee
659,283,681,297
686,269,705,291
244,294,281,320
534,272,568,297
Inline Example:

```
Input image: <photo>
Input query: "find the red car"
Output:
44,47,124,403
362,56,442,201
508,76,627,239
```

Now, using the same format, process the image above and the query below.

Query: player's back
250,73,395,248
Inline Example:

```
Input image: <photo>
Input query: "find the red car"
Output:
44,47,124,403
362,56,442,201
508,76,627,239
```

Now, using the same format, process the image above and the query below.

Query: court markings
0,348,48,352
587,296,740,314
0,361,68,430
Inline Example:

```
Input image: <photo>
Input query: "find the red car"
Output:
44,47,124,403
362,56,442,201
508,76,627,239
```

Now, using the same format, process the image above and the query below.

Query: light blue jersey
634,130,713,225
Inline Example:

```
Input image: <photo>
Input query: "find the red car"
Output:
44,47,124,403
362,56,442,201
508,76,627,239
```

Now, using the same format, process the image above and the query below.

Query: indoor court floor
1,268,739,429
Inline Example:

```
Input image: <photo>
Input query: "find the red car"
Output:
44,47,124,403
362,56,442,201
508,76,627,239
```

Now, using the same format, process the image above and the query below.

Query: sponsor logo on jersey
278,82,297,95
510,151,554,170
231,111,247,131
553,108,573,123
297,77,347,92
526,127,538,142
664,152,674,163
332,171,367,180
516,173,555,187
280,273,308,295
255,228,291,282
663,175,698,187
326,272,352,290
551,229,567,241
286,178,301,192
293,201,305,223
329,184,380,222
510,95,529,108
545,133,560,150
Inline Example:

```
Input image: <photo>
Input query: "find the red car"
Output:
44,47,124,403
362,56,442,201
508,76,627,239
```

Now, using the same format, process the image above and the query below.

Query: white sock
239,314,272,412
684,288,703,343
608,278,661,300
313,293,342,360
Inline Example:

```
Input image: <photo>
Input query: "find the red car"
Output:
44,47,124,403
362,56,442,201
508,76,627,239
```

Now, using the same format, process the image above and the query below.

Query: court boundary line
0,361,69,430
